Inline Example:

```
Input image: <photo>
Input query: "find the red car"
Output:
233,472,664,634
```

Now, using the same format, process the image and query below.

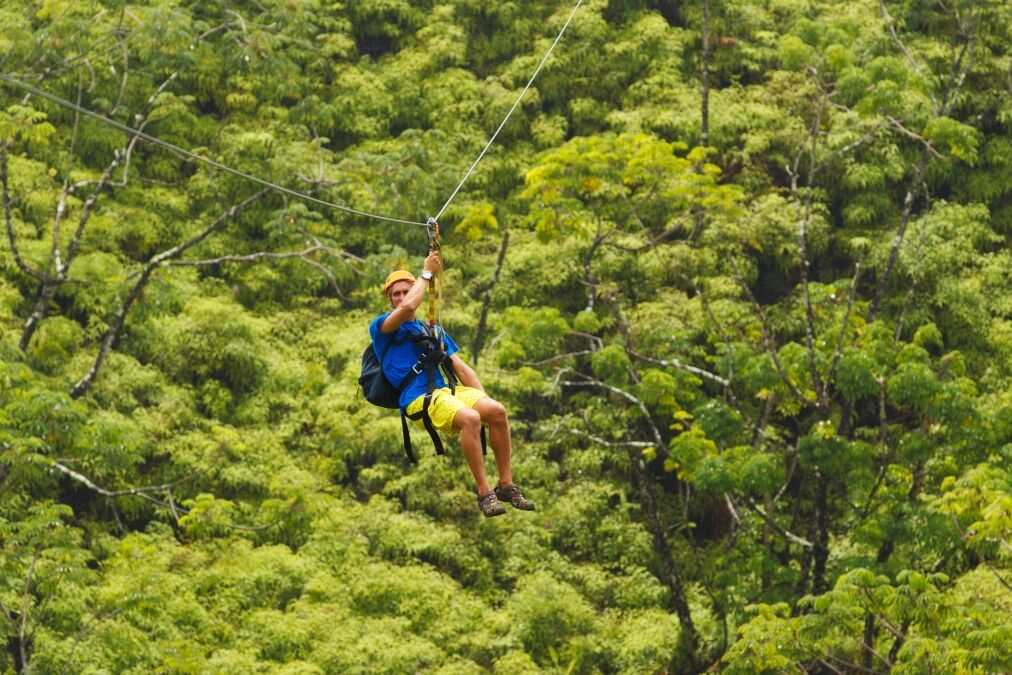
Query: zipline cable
0,72,428,227
433,0,584,222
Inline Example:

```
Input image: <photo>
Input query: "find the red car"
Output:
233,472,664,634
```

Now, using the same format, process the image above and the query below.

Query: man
370,250,534,517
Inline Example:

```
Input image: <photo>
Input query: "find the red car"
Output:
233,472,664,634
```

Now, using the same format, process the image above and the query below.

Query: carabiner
425,217,440,252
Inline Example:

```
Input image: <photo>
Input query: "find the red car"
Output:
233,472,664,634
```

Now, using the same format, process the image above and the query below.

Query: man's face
387,280,413,308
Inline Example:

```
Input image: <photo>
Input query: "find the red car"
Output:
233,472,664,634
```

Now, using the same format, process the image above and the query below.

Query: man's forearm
452,358,484,391
401,276,429,312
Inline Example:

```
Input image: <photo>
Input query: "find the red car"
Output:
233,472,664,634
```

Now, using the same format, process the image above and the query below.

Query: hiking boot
494,483,536,511
478,490,506,518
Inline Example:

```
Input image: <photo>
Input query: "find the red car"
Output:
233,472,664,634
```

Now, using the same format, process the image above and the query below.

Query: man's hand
424,250,442,275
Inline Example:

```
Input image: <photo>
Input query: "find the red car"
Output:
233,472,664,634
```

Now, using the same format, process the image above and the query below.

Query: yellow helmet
383,270,415,296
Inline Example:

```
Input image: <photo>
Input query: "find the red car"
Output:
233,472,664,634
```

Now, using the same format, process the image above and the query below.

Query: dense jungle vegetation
2,0,1011,672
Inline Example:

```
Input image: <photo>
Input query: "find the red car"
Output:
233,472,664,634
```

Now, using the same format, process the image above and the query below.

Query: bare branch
62,606,128,675
566,331,604,351
50,461,268,532
20,547,41,670
940,8,980,115
108,41,129,115
628,350,730,386
20,149,123,351
62,149,122,269
884,116,945,159
522,350,598,366
556,368,667,453
867,150,929,323
828,263,864,378
50,461,197,498
71,190,267,398
51,77,85,273
725,492,742,525
729,257,809,406
816,658,846,675
165,244,348,299
300,255,347,300
472,230,510,364
1,147,46,282
197,21,241,42
985,564,1012,594
879,0,936,108
751,393,776,446
742,496,814,547
772,451,798,504
25,15,127,84
685,275,736,397
166,244,324,268
559,427,654,449
813,122,890,172
792,92,828,410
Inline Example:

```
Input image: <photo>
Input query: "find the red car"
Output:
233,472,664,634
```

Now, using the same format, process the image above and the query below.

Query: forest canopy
1,0,1010,673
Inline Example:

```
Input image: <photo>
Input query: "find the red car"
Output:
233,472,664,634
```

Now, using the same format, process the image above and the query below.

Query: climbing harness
400,322,457,463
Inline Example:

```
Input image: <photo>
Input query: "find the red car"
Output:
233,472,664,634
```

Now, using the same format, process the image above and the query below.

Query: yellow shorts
405,386,487,437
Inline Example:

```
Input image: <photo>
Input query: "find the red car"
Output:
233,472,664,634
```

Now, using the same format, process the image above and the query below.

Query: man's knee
453,407,482,431
480,399,508,424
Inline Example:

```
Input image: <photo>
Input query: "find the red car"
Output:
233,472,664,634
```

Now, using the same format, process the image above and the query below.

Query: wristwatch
420,270,433,282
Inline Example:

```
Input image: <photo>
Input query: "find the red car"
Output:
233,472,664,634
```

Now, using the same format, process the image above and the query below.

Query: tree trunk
471,230,509,365
628,448,701,669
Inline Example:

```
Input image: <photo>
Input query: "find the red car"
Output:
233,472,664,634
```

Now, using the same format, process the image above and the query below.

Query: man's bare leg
452,407,490,495
473,397,512,487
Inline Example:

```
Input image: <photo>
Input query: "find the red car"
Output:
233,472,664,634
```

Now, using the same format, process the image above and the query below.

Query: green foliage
0,0,1009,671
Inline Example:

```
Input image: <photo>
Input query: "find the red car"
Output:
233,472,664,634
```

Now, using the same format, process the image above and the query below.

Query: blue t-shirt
369,315,460,409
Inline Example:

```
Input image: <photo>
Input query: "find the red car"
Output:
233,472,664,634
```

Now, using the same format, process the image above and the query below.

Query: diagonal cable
433,0,584,221
0,72,428,227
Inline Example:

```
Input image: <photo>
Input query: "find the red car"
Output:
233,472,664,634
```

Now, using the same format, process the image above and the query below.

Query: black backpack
358,342,401,409
358,325,485,463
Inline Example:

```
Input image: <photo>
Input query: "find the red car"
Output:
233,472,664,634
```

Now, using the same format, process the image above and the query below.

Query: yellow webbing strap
425,219,442,344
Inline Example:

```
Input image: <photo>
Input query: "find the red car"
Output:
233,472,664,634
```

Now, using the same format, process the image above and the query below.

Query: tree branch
828,263,864,379
879,0,936,107
884,116,945,159
559,427,654,449
51,77,85,274
730,257,809,406
791,90,828,410
684,275,737,401
165,244,324,268
19,547,41,671
472,229,510,364
50,461,267,532
742,495,814,547
628,350,730,386
522,349,598,366
61,606,128,675
50,461,197,498
555,368,667,453
867,149,929,323
20,151,122,351
1,147,46,282
71,190,267,398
